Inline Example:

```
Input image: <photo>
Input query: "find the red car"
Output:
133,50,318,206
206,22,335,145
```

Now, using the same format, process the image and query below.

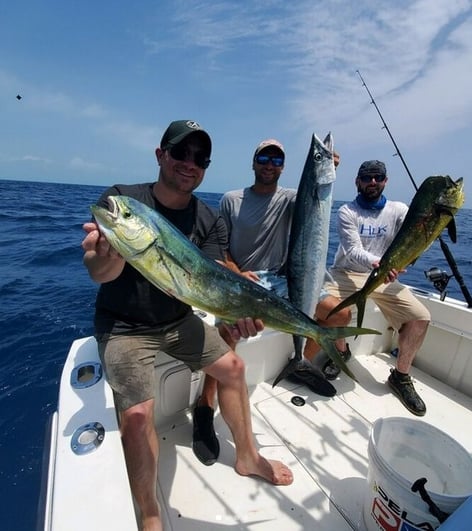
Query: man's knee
120,400,155,433
400,319,430,335
209,351,246,383
317,295,352,325
224,352,245,379
337,306,352,325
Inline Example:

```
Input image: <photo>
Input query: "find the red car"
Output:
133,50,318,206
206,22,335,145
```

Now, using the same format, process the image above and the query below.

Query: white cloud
69,157,107,172
2,0,471,207
97,121,161,152
0,153,53,164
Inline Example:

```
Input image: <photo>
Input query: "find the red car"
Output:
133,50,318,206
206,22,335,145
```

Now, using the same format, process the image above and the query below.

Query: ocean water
0,178,471,531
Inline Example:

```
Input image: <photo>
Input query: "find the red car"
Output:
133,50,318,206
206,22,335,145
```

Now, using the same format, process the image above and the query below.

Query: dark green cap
160,120,211,156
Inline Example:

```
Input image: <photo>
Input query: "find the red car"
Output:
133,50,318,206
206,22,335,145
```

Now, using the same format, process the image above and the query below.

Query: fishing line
356,70,472,307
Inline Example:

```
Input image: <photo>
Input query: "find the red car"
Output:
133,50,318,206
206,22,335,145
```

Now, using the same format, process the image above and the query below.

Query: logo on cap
186,121,201,130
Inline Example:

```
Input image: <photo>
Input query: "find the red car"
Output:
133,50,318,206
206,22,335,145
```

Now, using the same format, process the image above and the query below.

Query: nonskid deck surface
156,352,472,530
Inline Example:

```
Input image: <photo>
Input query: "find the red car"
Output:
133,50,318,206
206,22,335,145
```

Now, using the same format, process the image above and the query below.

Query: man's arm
223,251,260,282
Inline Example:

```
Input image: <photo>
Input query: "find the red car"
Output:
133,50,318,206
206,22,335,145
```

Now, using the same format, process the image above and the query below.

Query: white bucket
364,417,472,531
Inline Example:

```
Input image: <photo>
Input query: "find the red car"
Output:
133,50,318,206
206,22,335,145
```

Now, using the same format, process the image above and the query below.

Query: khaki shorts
96,312,231,411
325,270,431,331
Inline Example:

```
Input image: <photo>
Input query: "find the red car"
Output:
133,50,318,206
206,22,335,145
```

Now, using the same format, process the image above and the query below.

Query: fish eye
314,153,322,162
123,210,132,219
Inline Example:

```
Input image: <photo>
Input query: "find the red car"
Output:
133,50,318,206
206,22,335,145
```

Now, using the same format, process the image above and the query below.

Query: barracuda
273,133,346,385
91,196,380,382
328,175,465,327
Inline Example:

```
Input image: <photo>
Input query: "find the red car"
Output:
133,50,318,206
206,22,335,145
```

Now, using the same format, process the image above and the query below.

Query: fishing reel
424,267,452,301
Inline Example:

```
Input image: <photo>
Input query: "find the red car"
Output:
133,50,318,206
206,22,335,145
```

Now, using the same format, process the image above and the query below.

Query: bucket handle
411,478,450,524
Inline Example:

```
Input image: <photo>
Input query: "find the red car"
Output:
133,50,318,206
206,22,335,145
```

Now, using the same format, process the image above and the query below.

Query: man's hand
372,262,405,283
334,151,340,168
82,222,124,282
82,222,121,258
221,317,264,342
241,271,260,282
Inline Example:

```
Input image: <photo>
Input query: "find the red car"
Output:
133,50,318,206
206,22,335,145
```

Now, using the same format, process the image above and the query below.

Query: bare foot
235,455,293,485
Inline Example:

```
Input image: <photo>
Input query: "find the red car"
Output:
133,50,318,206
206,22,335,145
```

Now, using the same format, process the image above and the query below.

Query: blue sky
1,0,471,208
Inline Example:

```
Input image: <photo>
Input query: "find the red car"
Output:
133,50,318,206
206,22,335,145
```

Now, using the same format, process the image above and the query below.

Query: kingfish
273,133,343,385
91,196,380,383
328,175,465,327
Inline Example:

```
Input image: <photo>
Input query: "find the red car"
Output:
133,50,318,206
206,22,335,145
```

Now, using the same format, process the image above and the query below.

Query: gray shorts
96,312,230,411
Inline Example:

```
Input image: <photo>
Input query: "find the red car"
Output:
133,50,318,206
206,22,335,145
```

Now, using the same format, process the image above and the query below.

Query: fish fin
322,132,333,152
327,292,359,319
322,325,381,341
272,356,299,387
328,291,369,329
434,205,457,242
447,218,457,243
319,339,357,381
272,358,337,396
356,297,367,329
292,335,304,362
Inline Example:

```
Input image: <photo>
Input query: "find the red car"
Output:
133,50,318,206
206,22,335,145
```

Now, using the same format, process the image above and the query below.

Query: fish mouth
105,196,119,221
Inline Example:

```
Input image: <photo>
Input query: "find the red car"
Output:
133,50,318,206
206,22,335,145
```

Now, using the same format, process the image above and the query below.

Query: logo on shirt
360,223,387,237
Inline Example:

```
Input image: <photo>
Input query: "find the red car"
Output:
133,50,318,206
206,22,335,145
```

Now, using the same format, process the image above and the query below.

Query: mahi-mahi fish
91,196,380,382
273,133,345,386
328,175,465,328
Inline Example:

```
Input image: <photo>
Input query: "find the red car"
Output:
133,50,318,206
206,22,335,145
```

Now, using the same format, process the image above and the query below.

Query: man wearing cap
324,160,430,416
192,138,352,466
82,121,293,531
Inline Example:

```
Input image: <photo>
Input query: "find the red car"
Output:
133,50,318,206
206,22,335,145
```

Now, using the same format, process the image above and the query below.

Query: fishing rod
356,69,472,307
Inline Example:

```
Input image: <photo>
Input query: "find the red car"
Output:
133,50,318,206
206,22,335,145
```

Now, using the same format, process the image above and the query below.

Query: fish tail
327,292,359,319
320,324,380,340
356,298,367,329
328,291,369,329
271,323,379,387
271,357,301,388
309,323,380,381
318,337,357,381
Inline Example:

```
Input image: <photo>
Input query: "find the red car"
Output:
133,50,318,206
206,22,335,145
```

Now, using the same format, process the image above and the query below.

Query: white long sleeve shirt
330,198,408,274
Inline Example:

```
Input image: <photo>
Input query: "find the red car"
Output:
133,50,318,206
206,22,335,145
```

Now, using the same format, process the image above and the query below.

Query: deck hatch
70,362,103,389
71,422,105,455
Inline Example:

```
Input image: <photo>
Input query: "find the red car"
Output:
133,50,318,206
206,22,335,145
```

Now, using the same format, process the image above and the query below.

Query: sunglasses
358,174,387,183
169,144,211,170
255,154,284,167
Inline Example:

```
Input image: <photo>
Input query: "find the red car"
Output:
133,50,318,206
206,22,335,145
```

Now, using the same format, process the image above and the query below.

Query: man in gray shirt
192,139,352,466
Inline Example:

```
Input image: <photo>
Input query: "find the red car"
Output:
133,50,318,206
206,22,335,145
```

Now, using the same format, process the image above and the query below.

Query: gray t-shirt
219,186,297,272
330,198,408,273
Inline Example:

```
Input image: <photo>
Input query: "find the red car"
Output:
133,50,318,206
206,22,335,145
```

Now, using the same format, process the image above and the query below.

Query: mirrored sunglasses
169,144,211,170
255,154,284,167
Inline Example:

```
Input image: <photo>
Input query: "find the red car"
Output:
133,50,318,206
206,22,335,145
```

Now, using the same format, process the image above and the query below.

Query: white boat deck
42,292,472,531
156,350,472,530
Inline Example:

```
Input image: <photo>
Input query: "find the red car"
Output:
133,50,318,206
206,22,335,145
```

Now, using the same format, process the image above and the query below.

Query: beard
357,184,383,201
